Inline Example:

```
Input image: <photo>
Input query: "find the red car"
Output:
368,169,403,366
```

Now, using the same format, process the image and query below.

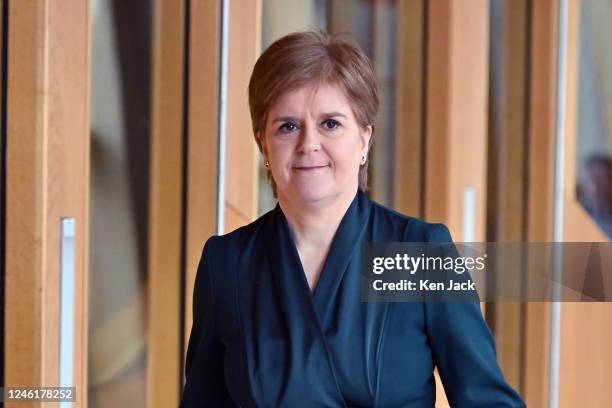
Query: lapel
311,190,371,324
273,190,371,323
262,189,372,405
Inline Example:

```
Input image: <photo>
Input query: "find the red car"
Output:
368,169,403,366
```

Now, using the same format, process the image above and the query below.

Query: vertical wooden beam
147,0,185,406
523,0,558,406
183,0,260,383
184,0,221,360
62,1,91,402
370,0,395,206
425,2,490,406
425,0,489,242
5,0,90,406
393,0,424,217
490,0,529,242
487,0,529,392
560,0,580,204
224,0,261,232
6,2,47,396
527,0,558,244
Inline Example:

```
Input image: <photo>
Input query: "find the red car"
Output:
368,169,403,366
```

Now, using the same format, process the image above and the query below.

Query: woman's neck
278,185,358,249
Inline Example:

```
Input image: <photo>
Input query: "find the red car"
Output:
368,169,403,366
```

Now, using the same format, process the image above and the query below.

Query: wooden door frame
4,1,91,406
147,0,187,406
424,1,490,406
522,0,559,405
182,0,261,391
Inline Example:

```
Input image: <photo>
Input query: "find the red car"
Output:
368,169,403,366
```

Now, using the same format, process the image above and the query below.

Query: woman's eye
279,122,298,133
322,119,340,130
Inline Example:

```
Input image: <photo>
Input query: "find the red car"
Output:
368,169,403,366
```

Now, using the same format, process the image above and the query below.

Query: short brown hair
248,30,379,196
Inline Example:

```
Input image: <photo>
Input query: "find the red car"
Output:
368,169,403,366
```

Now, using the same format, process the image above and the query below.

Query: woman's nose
297,123,321,154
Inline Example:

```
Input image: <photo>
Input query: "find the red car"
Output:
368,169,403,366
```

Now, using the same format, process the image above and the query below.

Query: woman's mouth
293,165,329,171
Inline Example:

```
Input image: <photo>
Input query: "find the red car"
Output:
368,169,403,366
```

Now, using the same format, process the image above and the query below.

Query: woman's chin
289,184,336,203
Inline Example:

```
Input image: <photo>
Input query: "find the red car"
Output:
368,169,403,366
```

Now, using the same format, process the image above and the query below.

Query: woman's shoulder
367,199,454,243
198,211,274,297
204,209,274,253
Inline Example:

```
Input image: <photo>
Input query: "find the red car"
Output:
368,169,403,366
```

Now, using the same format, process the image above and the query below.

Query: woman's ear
361,125,373,155
257,131,268,157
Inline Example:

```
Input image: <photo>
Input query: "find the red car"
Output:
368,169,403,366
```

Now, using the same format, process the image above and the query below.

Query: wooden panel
183,0,260,382
184,0,221,359
559,302,612,407
561,0,580,202
486,0,528,391
424,1,450,226
61,0,91,401
393,0,424,217
527,1,558,243
147,0,185,406
224,0,261,231
425,2,490,406
6,1,46,395
557,1,611,406
490,0,529,242
5,0,90,406
425,0,489,241
370,0,395,205
523,302,551,408
558,202,609,408
523,0,558,406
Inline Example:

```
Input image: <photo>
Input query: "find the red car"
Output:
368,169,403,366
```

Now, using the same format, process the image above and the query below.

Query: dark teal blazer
181,190,525,407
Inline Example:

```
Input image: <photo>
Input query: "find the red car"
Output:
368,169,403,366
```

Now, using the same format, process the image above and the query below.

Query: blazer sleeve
424,224,526,407
180,238,235,407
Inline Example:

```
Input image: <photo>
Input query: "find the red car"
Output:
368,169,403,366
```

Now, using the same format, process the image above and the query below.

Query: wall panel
5,1,90,406
225,0,261,232
558,2,612,407
425,1,490,406
147,0,185,406
393,0,424,217
183,0,221,361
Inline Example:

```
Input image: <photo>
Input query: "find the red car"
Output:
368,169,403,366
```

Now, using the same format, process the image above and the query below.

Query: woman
181,31,525,407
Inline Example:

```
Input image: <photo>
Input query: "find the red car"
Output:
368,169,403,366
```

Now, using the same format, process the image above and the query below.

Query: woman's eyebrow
272,116,299,123
320,111,347,119
271,112,347,123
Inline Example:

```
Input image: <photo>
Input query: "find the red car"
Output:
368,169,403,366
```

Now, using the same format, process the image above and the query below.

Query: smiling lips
293,165,329,171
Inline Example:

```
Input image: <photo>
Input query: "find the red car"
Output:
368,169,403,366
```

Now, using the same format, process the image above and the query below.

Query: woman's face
261,82,372,205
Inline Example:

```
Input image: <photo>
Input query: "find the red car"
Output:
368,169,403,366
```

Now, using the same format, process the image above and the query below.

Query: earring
264,159,270,168
361,155,366,164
